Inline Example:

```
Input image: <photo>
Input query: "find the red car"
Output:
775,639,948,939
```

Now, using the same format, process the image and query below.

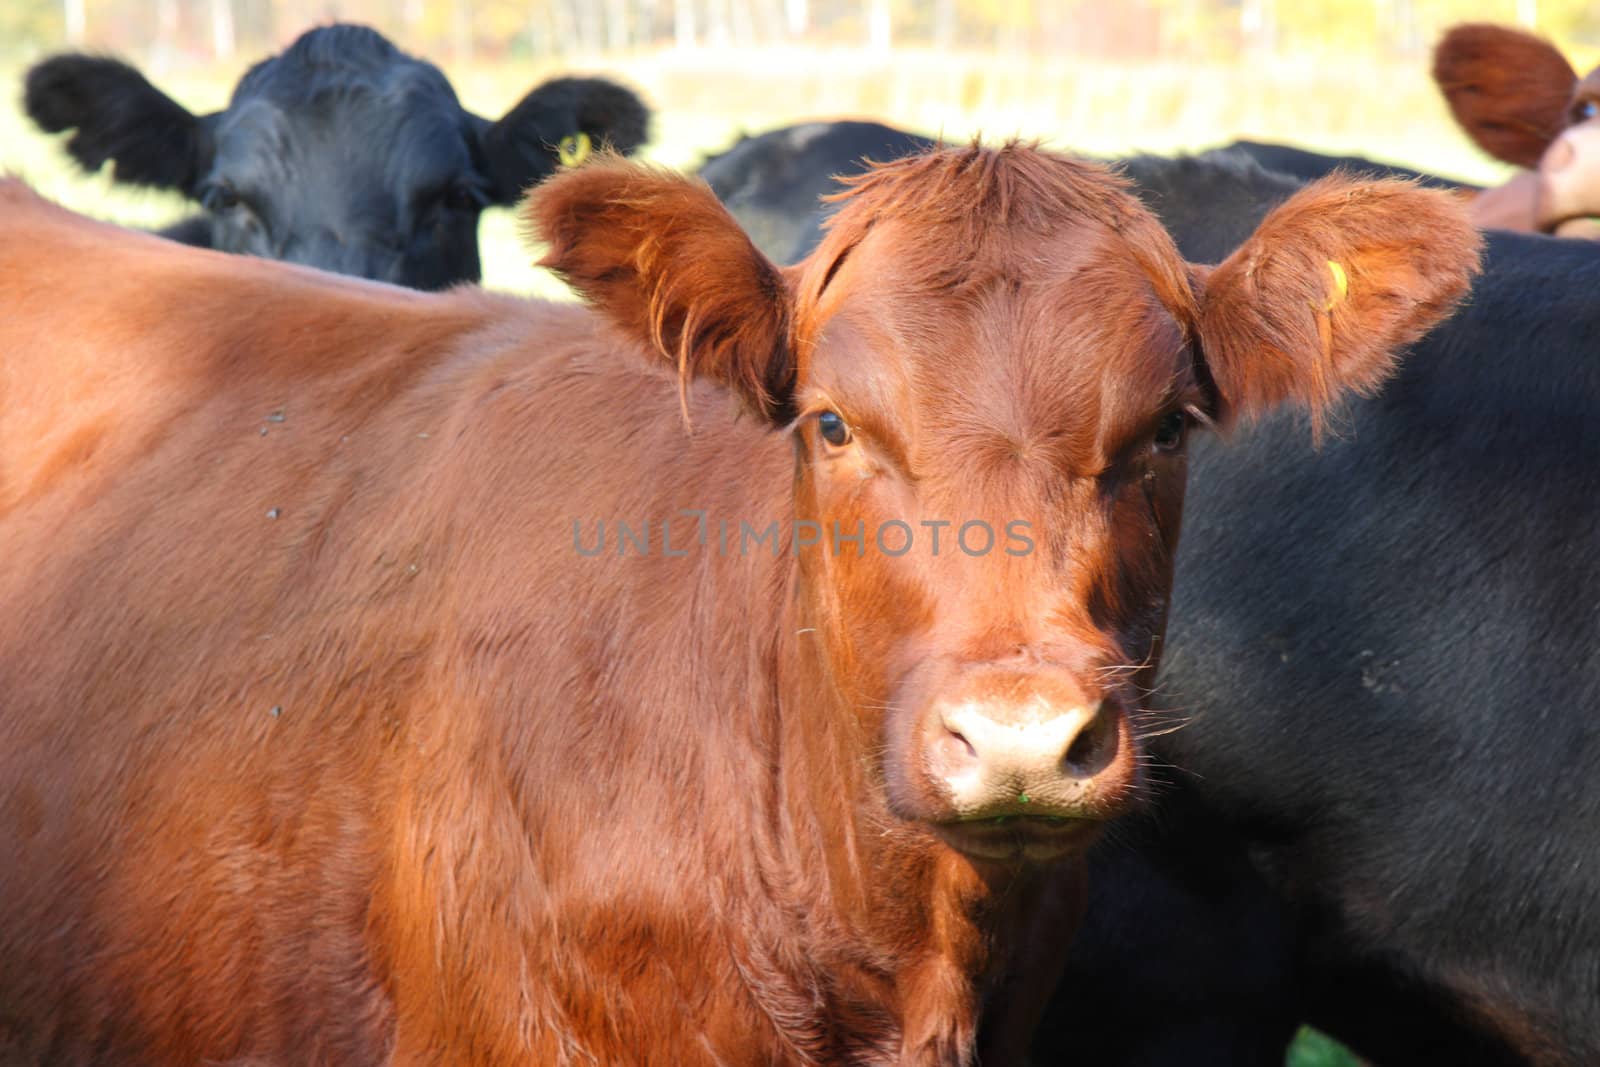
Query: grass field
0,40,1451,1066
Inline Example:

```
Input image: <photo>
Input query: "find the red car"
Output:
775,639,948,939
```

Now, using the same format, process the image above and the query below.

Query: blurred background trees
7,0,1599,67
4,0,1594,304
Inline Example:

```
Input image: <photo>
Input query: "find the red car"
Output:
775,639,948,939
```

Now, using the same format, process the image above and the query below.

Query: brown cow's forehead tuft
806,141,1198,338
825,139,1140,233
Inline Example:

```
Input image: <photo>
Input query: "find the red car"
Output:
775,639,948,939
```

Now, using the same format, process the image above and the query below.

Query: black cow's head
25,23,650,289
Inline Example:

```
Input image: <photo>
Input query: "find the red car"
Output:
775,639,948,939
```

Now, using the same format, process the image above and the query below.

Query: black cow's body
1034,155,1600,1066
1218,138,1477,190
698,120,1482,263
697,119,931,262
25,24,650,288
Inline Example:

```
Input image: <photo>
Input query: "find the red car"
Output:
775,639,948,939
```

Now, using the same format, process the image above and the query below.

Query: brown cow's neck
744,573,1059,1064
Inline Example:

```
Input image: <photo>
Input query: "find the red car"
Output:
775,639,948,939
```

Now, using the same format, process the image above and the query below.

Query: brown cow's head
1434,23,1600,236
534,145,1478,865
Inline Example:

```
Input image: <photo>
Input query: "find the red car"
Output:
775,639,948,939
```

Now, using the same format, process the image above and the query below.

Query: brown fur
0,145,1477,1066
1198,174,1482,433
1434,23,1581,168
531,154,796,423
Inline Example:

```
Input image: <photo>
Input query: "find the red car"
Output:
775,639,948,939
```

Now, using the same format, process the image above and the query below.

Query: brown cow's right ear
527,156,796,424
1193,175,1481,435
1433,23,1578,168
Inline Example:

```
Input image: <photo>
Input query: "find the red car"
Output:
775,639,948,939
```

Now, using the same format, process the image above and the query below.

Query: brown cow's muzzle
1537,120,1600,238
1470,120,1600,238
907,664,1137,864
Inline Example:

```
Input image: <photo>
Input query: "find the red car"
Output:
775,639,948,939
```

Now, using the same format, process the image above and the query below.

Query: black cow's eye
1153,411,1186,452
201,183,241,212
817,411,851,447
1576,99,1599,123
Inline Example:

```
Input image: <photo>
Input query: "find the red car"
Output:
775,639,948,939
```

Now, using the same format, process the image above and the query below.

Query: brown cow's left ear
1193,175,1481,433
1433,23,1578,169
527,155,795,424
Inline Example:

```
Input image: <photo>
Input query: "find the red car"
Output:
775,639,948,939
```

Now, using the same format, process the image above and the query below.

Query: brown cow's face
532,146,1480,868
1541,68,1600,236
1434,23,1600,236
784,217,1202,860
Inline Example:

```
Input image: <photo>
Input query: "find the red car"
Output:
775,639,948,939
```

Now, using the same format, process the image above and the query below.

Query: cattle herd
0,17,1596,1067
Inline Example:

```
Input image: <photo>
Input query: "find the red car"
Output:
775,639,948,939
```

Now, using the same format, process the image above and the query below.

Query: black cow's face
25,24,651,290
199,58,488,289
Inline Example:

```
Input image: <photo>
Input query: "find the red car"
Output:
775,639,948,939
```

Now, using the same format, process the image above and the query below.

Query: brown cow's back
0,184,800,1063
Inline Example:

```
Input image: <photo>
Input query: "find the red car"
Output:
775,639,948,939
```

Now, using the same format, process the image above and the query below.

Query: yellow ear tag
1320,260,1349,311
558,131,593,168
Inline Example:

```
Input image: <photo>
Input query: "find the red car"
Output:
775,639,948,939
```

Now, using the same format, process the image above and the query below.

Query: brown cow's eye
817,411,852,447
1575,100,1599,123
1153,411,1186,452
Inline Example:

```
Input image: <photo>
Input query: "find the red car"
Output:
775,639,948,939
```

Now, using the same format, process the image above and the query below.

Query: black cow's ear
25,54,213,196
474,77,650,204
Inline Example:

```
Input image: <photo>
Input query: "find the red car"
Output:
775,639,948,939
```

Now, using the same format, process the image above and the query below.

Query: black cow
692,121,1332,263
1218,138,1473,189
25,23,650,289
696,119,932,263
1032,152,1600,1066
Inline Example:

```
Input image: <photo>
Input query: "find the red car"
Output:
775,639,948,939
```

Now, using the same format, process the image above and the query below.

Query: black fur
23,23,651,289
1041,155,1600,1065
1220,138,1479,191
697,119,933,263
25,55,209,193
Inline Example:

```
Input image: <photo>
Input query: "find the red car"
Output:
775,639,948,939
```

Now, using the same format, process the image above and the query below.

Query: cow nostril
1062,706,1119,778
948,728,976,760
935,724,979,772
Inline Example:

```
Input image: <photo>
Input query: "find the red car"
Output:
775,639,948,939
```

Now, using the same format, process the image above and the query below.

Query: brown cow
0,144,1477,1065
1435,22,1600,236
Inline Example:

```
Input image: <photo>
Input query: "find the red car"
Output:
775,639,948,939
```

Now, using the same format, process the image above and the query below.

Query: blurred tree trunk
866,0,890,52
933,0,955,49
152,0,179,65
528,1,552,55
575,0,602,51
704,0,730,46
730,0,754,45
1378,0,1421,55
551,0,580,52
211,0,236,60
452,0,474,61
63,0,85,45
1240,0,1275,53
605,0,630,50
675,0,696,46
